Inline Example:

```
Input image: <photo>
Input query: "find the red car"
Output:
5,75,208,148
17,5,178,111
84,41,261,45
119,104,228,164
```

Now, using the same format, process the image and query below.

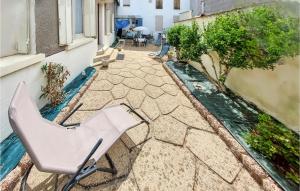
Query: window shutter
105,9,111,35
58,0,72,45
84,0,96,37
17,0,29,54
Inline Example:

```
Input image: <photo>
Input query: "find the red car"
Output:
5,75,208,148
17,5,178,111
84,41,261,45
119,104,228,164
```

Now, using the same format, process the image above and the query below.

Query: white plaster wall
117,0,190,33
0,40,97,142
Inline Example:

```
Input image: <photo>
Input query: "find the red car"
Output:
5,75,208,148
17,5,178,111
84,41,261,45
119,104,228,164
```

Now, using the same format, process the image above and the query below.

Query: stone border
162,63,282,191
0,72,99,191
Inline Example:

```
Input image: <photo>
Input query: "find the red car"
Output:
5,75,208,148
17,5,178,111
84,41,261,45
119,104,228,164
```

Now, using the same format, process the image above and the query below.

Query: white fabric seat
8,82,141,175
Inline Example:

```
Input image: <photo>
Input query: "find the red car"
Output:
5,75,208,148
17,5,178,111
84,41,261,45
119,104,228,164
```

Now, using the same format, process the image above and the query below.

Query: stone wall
35,0,65,56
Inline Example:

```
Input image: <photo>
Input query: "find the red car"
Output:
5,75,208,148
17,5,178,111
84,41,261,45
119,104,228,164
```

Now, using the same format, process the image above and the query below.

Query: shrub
204,6,299,91
166,24,188,60
40,63,70,107
180,22,206,62
245,114,300,184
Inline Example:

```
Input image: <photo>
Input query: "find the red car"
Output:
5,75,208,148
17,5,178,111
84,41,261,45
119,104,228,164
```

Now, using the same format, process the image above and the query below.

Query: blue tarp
0,67,96,180
116,19,130,29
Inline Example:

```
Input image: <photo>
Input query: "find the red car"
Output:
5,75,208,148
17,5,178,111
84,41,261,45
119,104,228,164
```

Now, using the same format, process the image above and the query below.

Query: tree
204,7,299,91
166,24,188,60
180,21,222,87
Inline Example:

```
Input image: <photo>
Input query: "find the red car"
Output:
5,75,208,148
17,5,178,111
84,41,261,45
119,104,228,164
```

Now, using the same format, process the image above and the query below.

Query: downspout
200,0,205,16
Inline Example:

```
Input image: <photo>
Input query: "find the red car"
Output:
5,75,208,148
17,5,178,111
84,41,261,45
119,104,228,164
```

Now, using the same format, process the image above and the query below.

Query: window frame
123,0,130,7
174,0,180,10
72,0,84,40
156,0,163,9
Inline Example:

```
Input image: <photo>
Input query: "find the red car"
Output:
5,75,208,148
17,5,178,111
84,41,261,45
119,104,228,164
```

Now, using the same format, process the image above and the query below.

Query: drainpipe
200,0,205,16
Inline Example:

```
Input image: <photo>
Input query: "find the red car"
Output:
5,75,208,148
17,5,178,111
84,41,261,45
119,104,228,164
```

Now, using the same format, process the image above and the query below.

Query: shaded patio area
14,46,263,191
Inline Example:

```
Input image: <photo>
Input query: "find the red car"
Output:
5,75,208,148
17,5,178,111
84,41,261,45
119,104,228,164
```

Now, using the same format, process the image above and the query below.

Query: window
155,15,163,31
72,0,83,39
123,0,130,6
174,0,180,10
156,0,163,9
1,0,29,57
58,0,96,45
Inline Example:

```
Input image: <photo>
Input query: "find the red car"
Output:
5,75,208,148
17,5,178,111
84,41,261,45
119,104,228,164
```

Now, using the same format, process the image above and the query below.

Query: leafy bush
40,63,70,107
245,114,300,184
204,6,299,91
180,22,206,62
166,24,188,60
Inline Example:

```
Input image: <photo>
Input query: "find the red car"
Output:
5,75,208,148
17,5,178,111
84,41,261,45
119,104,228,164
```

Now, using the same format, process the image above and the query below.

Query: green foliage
167,24,188,59
40,63,70,107
180,22,207,62
245,114,300,184
204,6,300,86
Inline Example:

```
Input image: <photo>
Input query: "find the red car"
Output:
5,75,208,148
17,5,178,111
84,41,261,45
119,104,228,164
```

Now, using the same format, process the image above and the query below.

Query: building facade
0,0,116,143
116,0,190,33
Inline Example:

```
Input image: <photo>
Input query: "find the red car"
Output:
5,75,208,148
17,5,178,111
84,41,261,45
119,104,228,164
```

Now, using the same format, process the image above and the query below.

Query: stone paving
14,47,263,191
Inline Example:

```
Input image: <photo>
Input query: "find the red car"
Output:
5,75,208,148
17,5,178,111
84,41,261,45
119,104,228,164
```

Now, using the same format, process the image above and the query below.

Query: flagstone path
14,47,263,191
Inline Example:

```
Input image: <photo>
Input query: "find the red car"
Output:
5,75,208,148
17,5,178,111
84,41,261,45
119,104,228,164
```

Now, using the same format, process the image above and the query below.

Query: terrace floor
14,45,263,191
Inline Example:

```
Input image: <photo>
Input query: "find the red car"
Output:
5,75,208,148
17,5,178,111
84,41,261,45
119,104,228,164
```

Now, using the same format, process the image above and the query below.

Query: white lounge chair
8,82,149,190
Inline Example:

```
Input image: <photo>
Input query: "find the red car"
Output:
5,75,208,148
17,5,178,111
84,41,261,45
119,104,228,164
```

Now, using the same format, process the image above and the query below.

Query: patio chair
148,43,170,62
8,82,149,191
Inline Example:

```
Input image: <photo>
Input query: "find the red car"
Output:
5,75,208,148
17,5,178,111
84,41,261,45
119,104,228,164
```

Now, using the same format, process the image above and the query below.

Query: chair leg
105,153,117,175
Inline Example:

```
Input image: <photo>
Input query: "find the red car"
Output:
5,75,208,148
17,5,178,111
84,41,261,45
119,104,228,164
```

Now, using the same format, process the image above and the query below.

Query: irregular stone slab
152,65,164,71
161,84,179,96
233,168,263,191
155,70,168,77
79,91,112,110
186,129,242,183
144,74,164,87
156,94,179,114
113,172,139,191
195,161,233,191
141,97,160,120
126,63,141,69
106,74,124,85
105,98,129,107
64,110,95,124
110,62,124,69
120,67,131,72
140,66,156,74
123,78,147,90
133,139,195,191
71,140,132,190
171,106,213,132
106,68,121,75
111,84,129,99
138,62,152,67
153,115,187,146
119,71,135,78
126,89,146,109
176,93,194,108
89,80,113,91
13,166,57,191
122,123,149,147
95,71,109,80
144,85,164,99
162,76,176,85
130,69,146,78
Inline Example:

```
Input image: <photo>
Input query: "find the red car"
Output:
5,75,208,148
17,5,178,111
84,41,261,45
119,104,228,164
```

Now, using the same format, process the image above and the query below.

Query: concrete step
91,61,103,67
92,49,117,67
96,50,105,56
93,48,114,63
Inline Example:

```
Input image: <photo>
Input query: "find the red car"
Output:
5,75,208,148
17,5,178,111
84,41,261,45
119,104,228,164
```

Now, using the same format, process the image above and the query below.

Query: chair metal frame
20,103,149,191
